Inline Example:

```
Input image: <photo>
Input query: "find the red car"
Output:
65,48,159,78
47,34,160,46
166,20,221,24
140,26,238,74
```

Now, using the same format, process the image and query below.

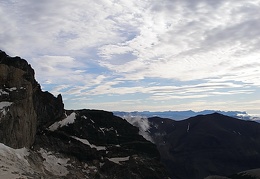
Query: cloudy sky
1,0,260,115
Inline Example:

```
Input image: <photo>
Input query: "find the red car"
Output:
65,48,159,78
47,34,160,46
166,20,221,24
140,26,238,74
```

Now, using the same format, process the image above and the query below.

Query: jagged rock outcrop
34,91,64,132
0,50,64,148
0,50,169,178
0,51,37,148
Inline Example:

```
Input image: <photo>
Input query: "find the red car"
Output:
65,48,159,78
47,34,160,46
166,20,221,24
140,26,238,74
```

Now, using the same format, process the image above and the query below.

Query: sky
0,0,260,115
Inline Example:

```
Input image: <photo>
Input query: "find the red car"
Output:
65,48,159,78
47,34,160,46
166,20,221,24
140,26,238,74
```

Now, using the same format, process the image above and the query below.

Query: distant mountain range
114,110,260,122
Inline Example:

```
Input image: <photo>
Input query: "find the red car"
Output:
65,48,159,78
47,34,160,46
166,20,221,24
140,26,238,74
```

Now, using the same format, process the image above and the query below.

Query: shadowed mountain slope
148,113,260,179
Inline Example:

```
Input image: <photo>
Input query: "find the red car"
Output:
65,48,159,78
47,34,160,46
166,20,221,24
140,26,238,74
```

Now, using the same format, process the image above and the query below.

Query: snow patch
72,136,106,151
99,127,120,137
233,131,242,135
99,127,105,134
89,119,95,123
7,87,17,91
107,156,130,165
0,102,12,109
0,89,9,95
0,102,12,116
81,115,87,119
0,143,32,179
39,148,70,176
100,127,114,132
49,112,76,131
115,130,119,136
187,123,190,132
154,132,166,137
0,143,29,162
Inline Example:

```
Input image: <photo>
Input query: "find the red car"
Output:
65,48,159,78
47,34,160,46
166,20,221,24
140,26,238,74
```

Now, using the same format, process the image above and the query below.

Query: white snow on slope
7,87,17,91
0,143,74,178
187,123,190,132
107,156,130,165
38,148,70,176
72,136,106,151
0,89,9,95
0,102,13,116
0,143,32,179
240,169,260,178
0,102,12,109
49,112,76,131
99,127,115,134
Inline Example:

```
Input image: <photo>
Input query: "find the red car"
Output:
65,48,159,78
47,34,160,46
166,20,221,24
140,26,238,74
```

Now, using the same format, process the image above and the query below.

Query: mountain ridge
114,110,258,121
146,113,260,179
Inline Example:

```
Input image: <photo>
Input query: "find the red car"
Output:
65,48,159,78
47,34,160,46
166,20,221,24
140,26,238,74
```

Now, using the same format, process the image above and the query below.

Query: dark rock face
0,50,64,148
33,91,65,132
206,168,260,179
0,50,37,148
34,109,168,178
148,113,260,179
228,168,260,179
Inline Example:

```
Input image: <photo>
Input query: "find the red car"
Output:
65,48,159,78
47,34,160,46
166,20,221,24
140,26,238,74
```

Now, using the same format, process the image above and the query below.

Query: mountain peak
147,114,260,179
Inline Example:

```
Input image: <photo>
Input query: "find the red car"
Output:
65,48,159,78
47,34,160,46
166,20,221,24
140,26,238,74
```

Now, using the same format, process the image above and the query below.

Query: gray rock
0,62,37,148
0,50,64,148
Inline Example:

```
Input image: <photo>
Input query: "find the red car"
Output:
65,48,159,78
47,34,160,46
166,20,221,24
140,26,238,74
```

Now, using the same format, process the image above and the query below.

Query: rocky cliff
0,50,64,148
0,50,37,148
0,50,169,178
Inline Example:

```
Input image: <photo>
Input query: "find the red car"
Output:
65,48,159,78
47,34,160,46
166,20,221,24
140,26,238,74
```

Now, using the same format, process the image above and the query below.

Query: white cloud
30,55,90,84
0,0,129,57
123,116,154,142
95,0,260,88
0,0,260,113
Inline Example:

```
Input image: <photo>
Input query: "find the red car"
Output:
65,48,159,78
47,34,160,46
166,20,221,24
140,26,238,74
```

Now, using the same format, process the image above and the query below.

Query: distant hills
114,110,260,121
